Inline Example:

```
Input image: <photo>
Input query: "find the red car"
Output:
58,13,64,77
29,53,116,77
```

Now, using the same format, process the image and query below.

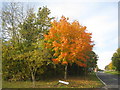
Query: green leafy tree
36,6,54,36
17,7,53,87
105,65,108,70
112,48,120,71
13,40,52,86
1,3,29,81
87,51,98,70
2,5,53,86
2,40,30,81
105,62,116,71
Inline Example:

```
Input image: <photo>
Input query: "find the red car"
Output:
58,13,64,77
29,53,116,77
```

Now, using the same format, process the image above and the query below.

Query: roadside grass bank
3,72,104,88
104,71,120,75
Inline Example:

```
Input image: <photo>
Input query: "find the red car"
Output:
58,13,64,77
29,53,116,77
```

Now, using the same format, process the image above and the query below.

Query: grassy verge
3,72,104,88
104,71,120,75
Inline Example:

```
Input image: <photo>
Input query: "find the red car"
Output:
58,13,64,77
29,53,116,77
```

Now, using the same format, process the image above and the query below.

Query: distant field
104,71,120,75
2,73,104,88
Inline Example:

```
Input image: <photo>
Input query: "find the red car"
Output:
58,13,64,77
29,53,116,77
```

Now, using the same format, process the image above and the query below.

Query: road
0,73,1,89
96,71,120,89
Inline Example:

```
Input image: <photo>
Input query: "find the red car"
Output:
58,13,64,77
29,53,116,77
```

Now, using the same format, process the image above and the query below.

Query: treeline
2,2,98,82
105,48,120,71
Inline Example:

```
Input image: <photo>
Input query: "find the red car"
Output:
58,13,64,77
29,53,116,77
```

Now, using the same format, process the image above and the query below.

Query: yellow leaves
108,62,115,70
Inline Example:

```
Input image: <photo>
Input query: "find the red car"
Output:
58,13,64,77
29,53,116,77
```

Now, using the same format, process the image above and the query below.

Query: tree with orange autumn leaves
44,16,94,79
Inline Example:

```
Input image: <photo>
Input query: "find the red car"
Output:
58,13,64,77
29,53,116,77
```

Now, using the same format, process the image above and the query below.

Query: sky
0,0,119,70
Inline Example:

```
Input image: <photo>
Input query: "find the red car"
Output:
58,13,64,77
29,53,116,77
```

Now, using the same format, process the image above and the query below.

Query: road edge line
95,72,107,86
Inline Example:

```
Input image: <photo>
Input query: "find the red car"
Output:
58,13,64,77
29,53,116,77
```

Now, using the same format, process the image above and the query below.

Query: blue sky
1,0,118,69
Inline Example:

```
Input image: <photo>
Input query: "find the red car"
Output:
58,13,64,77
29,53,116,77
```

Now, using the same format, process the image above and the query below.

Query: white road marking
112,78,118,80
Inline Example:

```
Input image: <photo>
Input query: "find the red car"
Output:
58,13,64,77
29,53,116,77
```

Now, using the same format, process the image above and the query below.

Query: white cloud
97,50,116,70
47,2,90,20
84,15,117,47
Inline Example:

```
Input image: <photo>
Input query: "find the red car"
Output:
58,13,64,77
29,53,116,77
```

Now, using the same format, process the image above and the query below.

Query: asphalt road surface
96,71,120,89
0,73,1,89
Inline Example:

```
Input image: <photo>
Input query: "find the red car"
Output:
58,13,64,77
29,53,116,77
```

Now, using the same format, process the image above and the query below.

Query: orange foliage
62,61,68,65
52,59,59,64
44,16,94,67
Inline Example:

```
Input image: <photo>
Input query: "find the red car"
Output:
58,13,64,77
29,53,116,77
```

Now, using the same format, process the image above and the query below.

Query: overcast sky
1,0,118,69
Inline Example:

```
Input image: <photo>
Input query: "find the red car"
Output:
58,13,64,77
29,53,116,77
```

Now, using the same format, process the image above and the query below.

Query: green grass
2,73,104,88
104,71,120,75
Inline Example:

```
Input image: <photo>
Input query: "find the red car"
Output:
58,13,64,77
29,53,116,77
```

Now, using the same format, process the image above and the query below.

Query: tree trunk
31,72,35,88
64,65,67,80
84,68,86,80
